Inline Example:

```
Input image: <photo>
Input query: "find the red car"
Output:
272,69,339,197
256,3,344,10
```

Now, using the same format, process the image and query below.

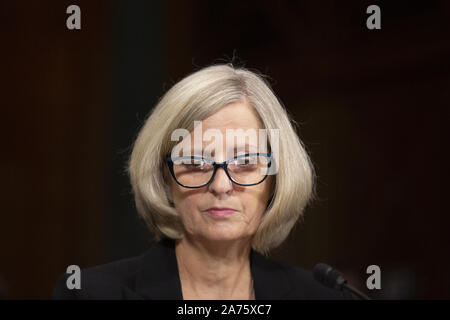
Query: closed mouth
206,207,237,217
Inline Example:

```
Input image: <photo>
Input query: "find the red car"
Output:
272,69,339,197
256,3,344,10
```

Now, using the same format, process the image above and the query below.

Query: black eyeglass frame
165,153,272,189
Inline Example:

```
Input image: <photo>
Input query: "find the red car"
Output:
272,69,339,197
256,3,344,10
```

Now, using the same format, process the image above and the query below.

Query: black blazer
52,239,350,300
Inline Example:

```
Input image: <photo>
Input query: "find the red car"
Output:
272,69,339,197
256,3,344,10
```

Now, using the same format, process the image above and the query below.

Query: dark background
1,0,449,299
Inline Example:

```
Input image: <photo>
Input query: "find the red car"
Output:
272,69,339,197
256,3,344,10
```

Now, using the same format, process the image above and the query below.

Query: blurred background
1,0,449,299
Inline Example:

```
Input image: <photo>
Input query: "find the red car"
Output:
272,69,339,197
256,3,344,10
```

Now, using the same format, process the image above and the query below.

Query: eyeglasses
166,153,272,188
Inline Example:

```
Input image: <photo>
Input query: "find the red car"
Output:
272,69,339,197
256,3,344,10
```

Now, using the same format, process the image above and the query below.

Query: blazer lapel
135,239,183,299
250,250,294,299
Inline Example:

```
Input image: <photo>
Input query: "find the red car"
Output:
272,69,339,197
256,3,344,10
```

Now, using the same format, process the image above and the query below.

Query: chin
202,227,249,243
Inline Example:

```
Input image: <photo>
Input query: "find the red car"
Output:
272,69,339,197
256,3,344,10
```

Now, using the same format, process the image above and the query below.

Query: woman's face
169,101,274,244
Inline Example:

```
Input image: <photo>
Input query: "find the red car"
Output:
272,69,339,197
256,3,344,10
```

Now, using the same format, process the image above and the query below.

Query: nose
208,167,233,195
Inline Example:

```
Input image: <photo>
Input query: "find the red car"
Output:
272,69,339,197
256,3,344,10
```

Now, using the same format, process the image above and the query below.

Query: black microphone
313,263,371,300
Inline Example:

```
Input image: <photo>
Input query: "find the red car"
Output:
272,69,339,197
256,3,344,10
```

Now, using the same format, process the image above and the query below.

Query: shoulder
52,239,180,300
52,253,145,300
251,251,351,299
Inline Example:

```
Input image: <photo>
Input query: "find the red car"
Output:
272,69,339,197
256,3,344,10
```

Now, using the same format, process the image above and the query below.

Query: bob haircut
127,64,315,255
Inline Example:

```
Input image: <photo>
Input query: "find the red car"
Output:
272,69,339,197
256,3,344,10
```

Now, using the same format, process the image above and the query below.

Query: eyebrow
192,143,258,155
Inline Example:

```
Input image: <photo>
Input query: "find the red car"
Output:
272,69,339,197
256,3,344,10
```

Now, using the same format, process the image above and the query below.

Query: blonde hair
127,64,315,255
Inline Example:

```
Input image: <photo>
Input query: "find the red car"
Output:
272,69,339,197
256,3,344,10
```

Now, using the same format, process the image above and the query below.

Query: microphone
313,263,371,300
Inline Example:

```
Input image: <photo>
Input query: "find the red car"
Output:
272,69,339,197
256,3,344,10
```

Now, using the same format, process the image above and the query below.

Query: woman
53,64,348,300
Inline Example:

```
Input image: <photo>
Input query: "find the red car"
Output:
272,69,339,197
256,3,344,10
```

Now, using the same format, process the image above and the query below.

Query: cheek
178,197,199,215
240,187,271,226
170,186,202,224
247,180,273,211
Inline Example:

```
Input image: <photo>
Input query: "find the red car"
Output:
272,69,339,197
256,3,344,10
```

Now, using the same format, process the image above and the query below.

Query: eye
239,158,250,165
243,156,257,164
229,156,258,168
192,160,205,167
183,158,212,171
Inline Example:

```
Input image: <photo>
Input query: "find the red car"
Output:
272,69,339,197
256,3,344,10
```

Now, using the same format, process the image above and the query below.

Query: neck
175,236,254,300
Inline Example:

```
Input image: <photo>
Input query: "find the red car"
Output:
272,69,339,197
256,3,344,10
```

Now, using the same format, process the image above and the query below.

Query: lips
206,207,237,217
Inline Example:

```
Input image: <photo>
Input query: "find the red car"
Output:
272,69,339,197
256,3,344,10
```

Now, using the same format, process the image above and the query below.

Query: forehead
201,101,264,131
171,101,269,157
